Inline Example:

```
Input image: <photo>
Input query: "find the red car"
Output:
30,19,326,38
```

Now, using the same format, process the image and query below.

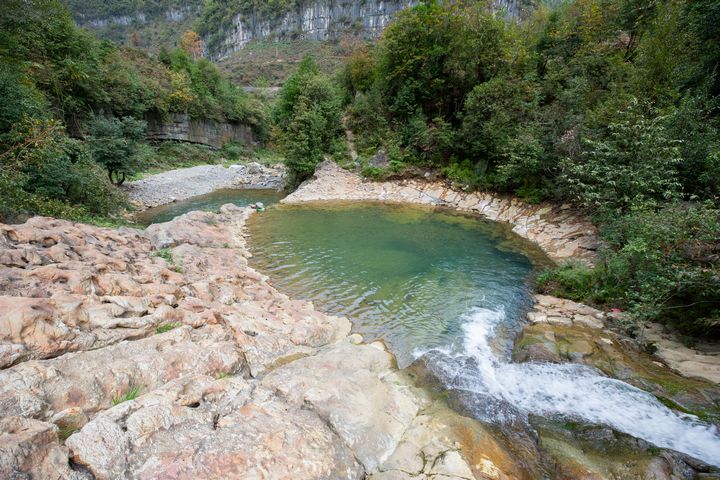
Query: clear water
248,202,543,367
248,201,720,467
133,188,285,226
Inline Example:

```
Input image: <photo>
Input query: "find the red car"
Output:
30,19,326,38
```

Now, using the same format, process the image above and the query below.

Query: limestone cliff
208,0,537,60
145,113,256,149
210,0,418,60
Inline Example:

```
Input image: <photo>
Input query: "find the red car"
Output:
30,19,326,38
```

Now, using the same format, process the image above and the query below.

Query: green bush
536,260,603,304
599,204,720,337
560,99,683,215
539,204,720,338
0,119,125,222
86,116,149,185
275,57,343,187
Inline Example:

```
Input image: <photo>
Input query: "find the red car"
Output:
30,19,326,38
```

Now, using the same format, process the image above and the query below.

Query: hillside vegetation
276,0,720,339
0,0,267,223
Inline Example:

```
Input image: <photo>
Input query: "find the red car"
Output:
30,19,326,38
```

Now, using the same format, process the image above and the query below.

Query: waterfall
420,307,720,467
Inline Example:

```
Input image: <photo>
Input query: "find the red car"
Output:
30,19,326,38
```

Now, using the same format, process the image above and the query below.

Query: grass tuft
156,322,182,334
112,384,143,406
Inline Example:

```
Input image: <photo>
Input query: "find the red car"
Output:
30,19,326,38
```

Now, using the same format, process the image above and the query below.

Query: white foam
424,307,720,467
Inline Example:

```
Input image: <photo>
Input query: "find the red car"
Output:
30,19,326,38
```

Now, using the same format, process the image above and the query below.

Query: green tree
86,116,148,185
560,99,682,214
275,58,342,187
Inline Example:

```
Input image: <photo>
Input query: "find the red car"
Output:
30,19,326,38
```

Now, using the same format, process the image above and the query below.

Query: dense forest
0,0,267,222
275,0,720,340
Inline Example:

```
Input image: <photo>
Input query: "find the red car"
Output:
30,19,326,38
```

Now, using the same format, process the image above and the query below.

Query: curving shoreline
1,162,719,478
284,161,601,265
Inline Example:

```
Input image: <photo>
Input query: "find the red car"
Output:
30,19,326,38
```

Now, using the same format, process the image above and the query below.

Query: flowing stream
133,188,285,226
247,201,720,467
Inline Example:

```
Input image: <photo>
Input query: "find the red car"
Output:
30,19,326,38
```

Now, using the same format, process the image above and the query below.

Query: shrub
156,322,182,334
86,116,148,185
442,160,483,190
599,203,720,337
536,260,602,303
0,118,125,221
560,99,683,215
539,204,720,338
112,384,143,405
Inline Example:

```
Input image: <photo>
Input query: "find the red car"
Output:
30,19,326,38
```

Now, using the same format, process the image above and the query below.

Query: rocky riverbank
284,161,601,264
124,162,285,210
2,163,719,478
0,206,517,479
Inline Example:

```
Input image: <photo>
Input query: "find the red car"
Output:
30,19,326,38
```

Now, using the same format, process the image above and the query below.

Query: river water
139,194,720,467
247,201,720,467
133,188,285,226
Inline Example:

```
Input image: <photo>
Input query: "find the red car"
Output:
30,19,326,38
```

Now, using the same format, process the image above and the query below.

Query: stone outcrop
643,322,720,385
0,206,517,479
284,161,601,264
145,113,255,149
514,295,720,422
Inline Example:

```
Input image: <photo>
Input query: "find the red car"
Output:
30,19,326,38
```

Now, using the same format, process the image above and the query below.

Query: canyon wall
212,0,417,60
145,113,256,149
209,0,542,60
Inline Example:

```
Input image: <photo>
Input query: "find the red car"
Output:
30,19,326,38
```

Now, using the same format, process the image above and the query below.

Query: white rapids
419,307,720,467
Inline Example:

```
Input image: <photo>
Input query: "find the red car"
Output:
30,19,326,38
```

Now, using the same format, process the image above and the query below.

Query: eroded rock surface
0,206,492,479
283,161,601,264
514,295,720,425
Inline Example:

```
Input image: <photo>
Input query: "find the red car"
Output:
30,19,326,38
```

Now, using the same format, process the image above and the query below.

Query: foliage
0,119,125,222
156,322,182,334
560,98,682,215
598,204,720,337
540,205,720,338
197,0,299,53
339,0,720,340
536,260,603,303
180,30,203,59
86,116,149,185
112,384,143,405
0,0,267,223
275,57,343,187
61,0,194,22
152,247,175,264
344,0,719,207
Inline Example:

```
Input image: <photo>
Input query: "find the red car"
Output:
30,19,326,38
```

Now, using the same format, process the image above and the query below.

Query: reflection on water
133,188,285,226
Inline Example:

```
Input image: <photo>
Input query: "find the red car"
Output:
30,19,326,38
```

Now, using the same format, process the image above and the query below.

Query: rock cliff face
145,113,256,149
212,0,417,59
210,0,541,59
